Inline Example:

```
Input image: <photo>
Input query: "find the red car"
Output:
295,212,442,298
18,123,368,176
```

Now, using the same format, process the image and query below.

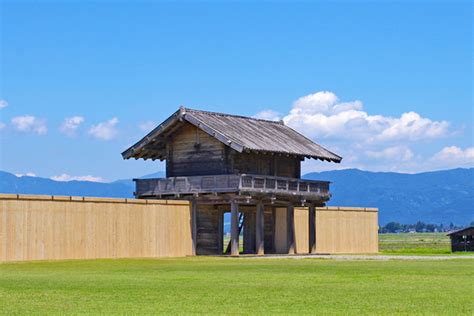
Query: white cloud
11,115,47,135
374,112,449,142
365,146,414,162
60,116,84,136
430,146,474,167
255,91,463,173
283,91,449,143
0,100,7,109
15,172,37,177
88,117,119,140
292,91,341,114
253,110,281,121
51,173,105,182
0,122,5,130
139,121,156,132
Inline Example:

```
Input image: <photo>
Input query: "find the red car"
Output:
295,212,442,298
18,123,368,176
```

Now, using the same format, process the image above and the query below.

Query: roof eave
121,107,247,161
243,148,342,163
121,108,183,160
308,155,342,163
122,107,343,163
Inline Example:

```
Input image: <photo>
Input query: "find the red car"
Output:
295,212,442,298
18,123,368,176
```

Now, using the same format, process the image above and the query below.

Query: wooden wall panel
274,206,378,254
243,210,256,254
232,153,301,178
315,207,378,254
166,122,303,178
294,207,309,254
0,195,193,262
196,205,221,255
275,156,300,178
274,207,288,254
168,123,227,176
263,207,275,253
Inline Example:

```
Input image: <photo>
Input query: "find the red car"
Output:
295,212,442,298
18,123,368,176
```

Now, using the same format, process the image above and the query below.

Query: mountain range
304,168,473,225
1,168,472,225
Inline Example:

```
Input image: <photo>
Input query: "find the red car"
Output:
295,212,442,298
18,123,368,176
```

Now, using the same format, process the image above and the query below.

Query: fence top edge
0,193,189,206
317,206,378,212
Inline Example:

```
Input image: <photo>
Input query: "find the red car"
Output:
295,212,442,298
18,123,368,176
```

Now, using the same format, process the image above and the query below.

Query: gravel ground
230,254,474,261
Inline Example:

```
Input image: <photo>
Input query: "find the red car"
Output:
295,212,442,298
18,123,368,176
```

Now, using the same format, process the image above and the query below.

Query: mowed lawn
1,257,473,314
379,232,453,254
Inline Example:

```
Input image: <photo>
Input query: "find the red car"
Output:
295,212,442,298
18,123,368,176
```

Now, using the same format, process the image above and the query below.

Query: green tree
425,224,436,232
415,221,426,232
384,222,402,233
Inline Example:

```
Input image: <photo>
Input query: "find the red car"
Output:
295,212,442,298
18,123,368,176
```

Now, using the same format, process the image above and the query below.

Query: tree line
379,221,474,233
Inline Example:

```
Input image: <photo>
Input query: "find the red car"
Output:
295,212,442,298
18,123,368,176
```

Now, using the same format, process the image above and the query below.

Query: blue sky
0,1,472,182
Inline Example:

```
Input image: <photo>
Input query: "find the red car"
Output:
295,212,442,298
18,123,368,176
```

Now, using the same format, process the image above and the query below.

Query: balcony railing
134,174,330,198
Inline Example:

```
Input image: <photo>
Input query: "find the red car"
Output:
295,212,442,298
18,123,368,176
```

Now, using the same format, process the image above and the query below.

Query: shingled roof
122,107,342,163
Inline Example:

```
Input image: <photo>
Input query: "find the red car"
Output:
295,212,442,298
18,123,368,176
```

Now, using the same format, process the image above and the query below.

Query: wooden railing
134,174,330,198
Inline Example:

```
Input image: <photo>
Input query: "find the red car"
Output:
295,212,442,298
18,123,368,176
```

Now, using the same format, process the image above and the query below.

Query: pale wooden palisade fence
0,194,378,262
273,207,378,254
0,194,193,262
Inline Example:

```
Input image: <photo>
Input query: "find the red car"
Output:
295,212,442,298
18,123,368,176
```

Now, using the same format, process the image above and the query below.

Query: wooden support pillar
309,203,316,254
287,204,296,254
256,201,265,256
230,200,239,256
191,200,197,256
217,208,224,254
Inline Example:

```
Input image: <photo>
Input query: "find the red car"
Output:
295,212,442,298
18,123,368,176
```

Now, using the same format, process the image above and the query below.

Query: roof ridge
183,107,285,125
122,107,342,163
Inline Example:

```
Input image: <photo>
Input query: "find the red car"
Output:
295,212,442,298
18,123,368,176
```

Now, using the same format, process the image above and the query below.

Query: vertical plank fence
0,194,193,262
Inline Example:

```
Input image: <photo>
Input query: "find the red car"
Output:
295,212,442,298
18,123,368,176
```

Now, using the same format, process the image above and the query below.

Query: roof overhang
122,107,342,163
121,108,246,161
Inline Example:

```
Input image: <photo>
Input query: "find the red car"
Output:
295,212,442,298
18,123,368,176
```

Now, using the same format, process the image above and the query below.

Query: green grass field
379,232,453,254
1,233,473,314
228,232,457,255
1,257,473,314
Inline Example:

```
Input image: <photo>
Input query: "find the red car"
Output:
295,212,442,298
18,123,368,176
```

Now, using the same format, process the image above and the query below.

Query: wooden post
217,208,224,254
230,200,239,256
309,203,316,254
191,200,197,256
256,201,265,256
271,207,276,253
287,204,295,254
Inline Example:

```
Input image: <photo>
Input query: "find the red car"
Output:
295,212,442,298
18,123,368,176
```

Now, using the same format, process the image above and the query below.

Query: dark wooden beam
309,203,316,254
217,206,224,255
271,206,276,253
191,200,197,256
287,204,295,254
256,201,265,256
230,200,239,256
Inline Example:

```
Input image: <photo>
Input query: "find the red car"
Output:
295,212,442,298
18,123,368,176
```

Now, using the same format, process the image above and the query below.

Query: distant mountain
303,168,474,225
1,168,472,225
0,171,133,198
